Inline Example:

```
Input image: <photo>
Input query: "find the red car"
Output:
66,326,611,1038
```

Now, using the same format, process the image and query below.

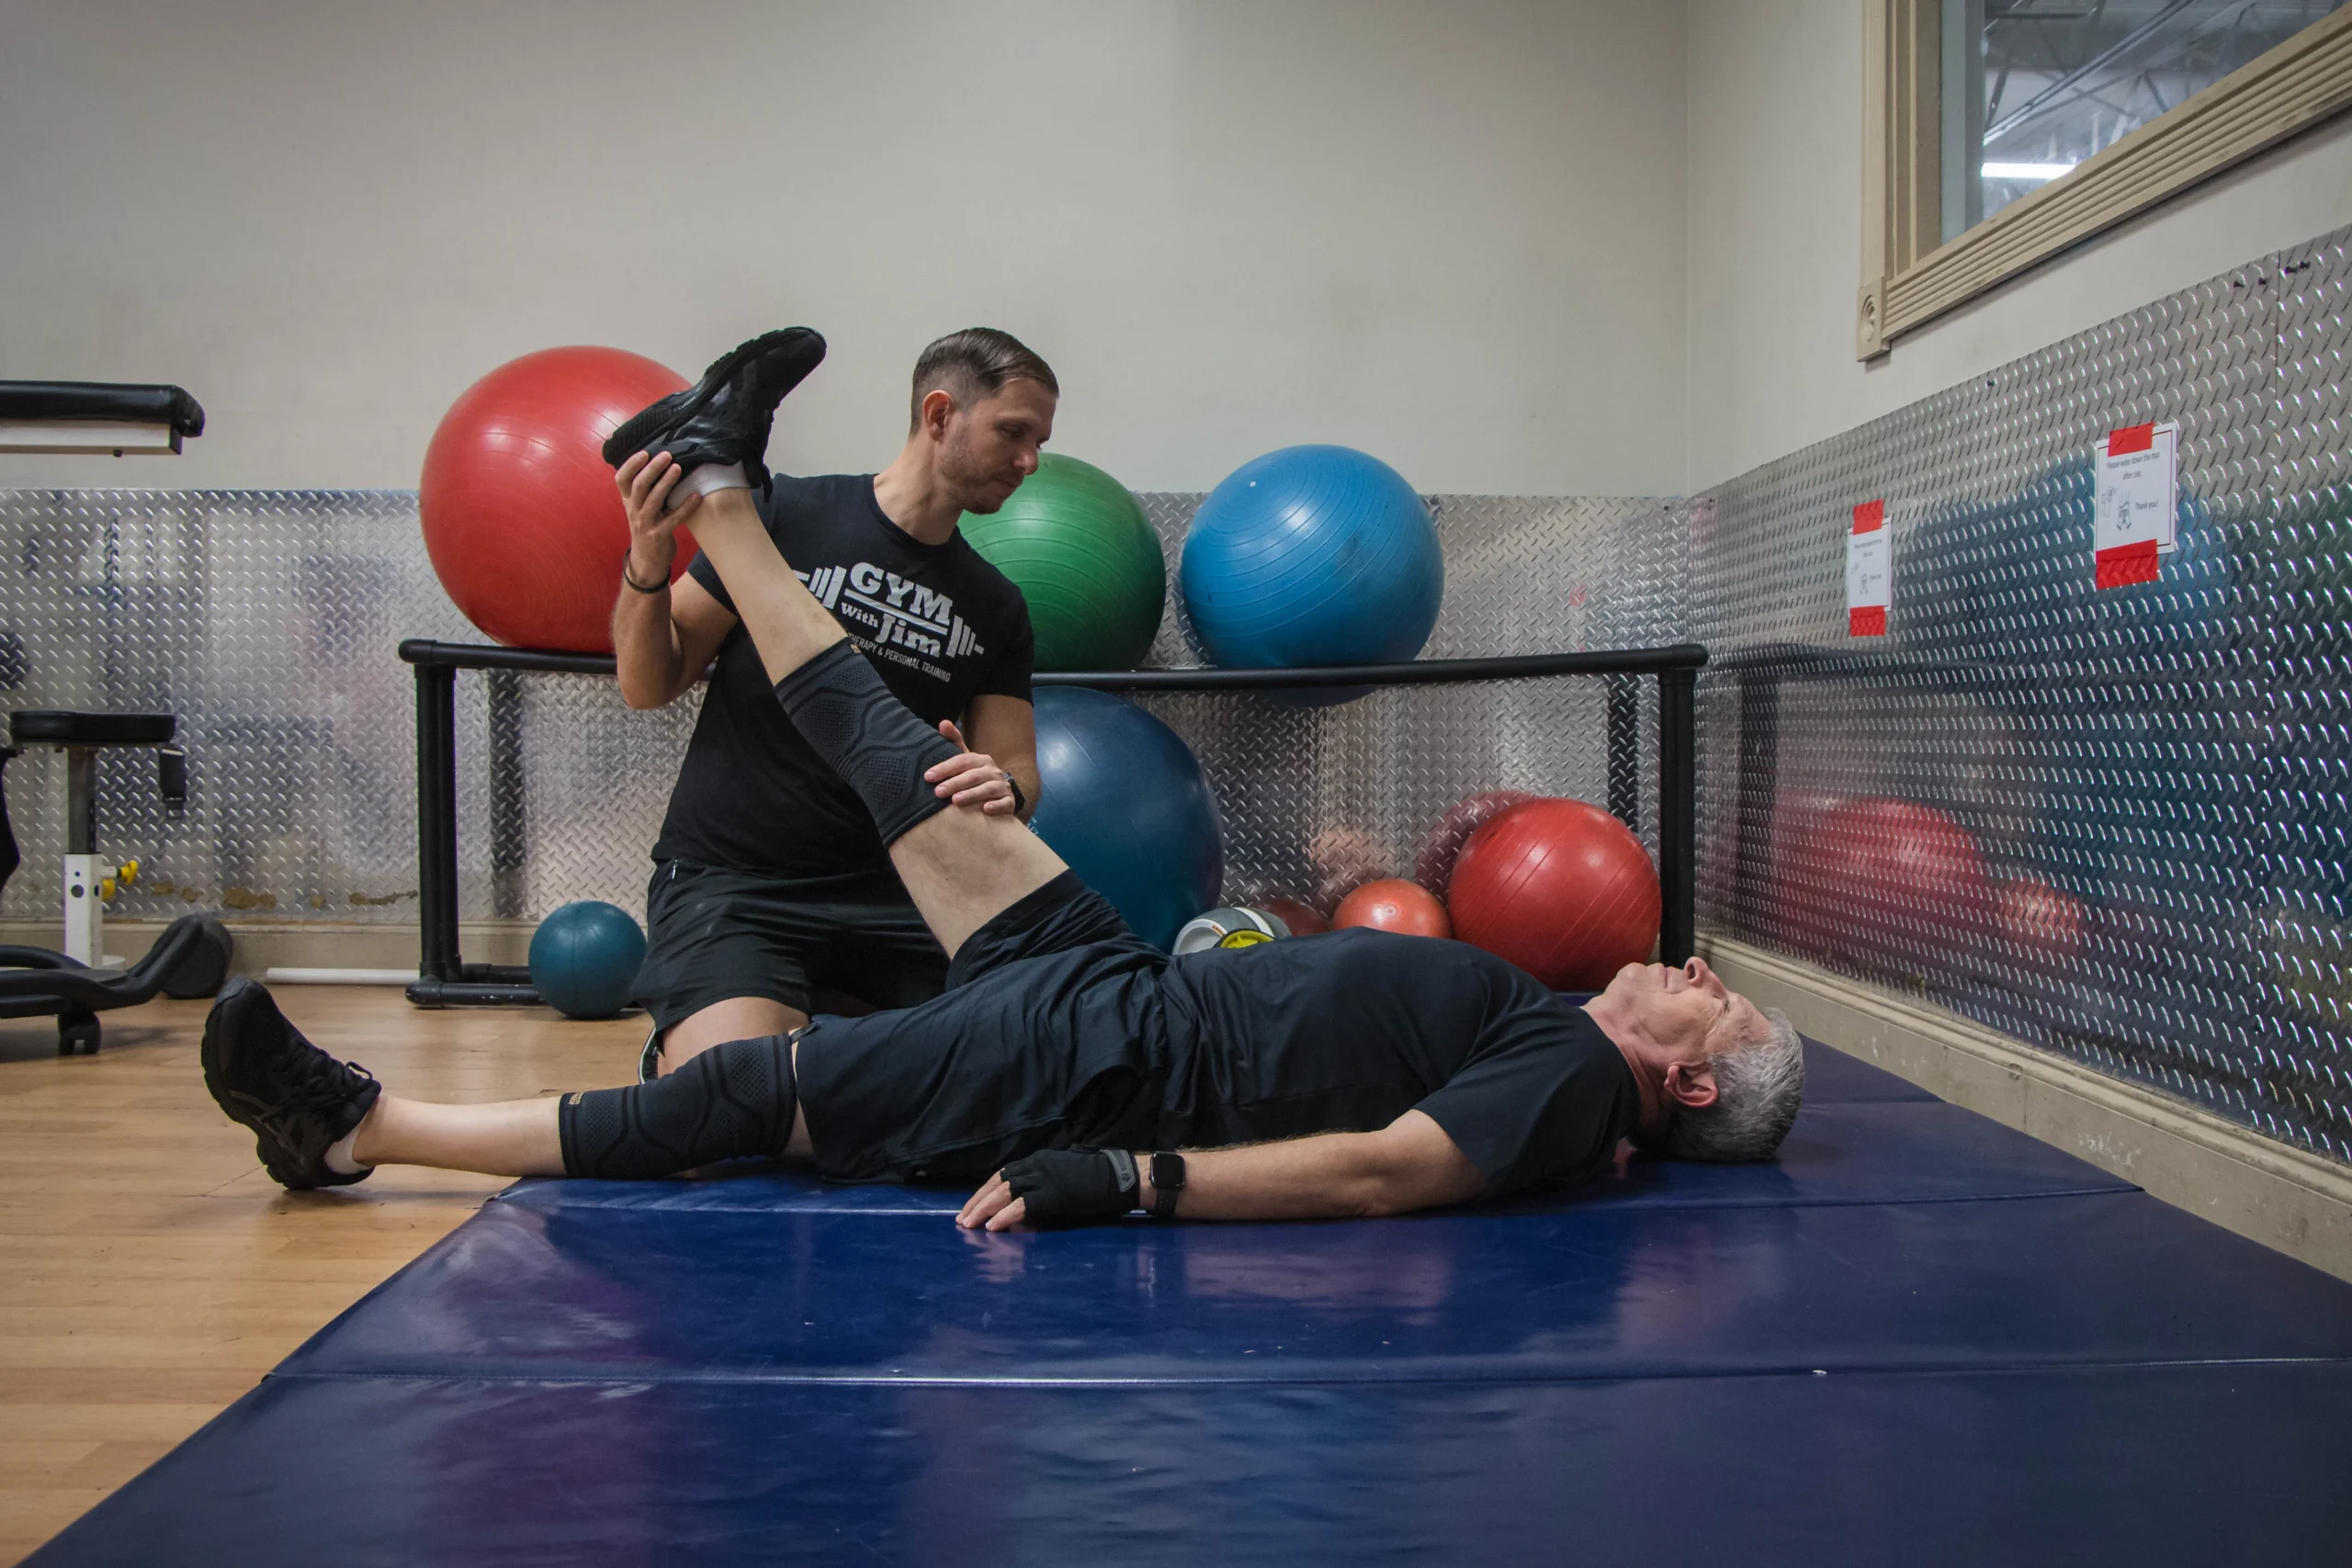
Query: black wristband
621,558,670,594
1005,773,1026,816
1001,1146,1136,1226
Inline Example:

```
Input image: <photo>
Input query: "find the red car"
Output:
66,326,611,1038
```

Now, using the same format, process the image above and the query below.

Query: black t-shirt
1158,930,1640,1196
651,474,1035,880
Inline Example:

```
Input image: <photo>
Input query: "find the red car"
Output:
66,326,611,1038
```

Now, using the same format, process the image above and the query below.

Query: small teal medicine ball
528,900,648,1020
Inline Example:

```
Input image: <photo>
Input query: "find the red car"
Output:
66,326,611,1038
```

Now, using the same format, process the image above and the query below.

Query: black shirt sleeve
1413,1003,1640,1197
973,596,1035,703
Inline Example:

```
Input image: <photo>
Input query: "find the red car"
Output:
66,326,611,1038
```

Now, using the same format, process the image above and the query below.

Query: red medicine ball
420,346,692,653
1449,797,1660,989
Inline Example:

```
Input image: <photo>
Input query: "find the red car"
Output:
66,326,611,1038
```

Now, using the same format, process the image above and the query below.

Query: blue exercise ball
528,900,648,1020
1030,687,1223,949
1180,445,1443,669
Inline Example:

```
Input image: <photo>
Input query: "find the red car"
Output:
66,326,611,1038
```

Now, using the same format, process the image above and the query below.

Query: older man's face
1599,957,1768,1063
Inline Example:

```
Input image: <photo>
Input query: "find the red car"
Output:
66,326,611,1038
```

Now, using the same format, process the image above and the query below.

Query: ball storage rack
397,637,1707,1008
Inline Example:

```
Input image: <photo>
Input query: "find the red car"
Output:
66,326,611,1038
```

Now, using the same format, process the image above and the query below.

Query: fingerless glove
1001,1146,1138,1225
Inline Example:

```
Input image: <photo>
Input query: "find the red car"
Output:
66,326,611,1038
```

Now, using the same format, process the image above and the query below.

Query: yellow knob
99,878,118,901
118,859,140,885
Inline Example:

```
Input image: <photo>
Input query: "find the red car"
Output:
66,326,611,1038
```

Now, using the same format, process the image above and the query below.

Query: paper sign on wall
2093,421,2177,589
1847,500,1889,637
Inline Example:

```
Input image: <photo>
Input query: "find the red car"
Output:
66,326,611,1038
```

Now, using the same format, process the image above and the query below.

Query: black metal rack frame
398,637,1708,1007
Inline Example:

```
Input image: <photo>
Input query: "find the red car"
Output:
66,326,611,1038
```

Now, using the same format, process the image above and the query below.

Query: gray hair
1653,1007,1804,1162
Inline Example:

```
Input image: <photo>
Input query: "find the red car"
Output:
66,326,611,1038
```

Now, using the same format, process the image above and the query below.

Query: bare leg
348,1093,565,1177
659,996,808,1075
687,491,1067,956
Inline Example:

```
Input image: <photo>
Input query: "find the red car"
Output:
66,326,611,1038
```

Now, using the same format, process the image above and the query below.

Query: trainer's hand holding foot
616,450,700,584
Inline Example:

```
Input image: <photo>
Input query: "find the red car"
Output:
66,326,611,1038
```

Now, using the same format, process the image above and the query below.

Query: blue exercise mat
27,1038,2352,1567
37,1365,2352,1566
282,1188,2352,1384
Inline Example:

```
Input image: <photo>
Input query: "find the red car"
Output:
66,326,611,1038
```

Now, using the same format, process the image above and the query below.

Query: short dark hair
910,328,1058,431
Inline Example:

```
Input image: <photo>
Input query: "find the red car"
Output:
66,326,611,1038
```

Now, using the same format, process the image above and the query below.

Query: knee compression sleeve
558,1034,797,1179
774,640,963,846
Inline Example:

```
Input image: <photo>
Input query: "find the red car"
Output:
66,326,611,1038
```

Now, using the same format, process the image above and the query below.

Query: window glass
1941,0,2349,243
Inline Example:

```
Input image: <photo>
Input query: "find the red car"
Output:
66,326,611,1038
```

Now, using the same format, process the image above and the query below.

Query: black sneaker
600,327,827,496
200,978,382,1190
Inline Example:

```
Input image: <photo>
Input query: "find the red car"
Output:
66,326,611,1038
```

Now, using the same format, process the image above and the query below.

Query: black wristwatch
1148,1151,1186,1219
1005,773,1027,817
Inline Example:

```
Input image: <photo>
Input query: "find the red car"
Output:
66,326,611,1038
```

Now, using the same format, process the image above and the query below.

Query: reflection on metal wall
0,487,1681,937
1700,227,2352,1164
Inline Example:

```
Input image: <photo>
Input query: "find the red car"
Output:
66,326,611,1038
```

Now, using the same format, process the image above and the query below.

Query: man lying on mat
200,331,1804,1228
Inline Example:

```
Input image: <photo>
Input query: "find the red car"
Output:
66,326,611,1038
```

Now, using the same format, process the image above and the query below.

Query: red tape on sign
1852,500,1884,533
2108,423,2155,456
1849,606,1887,637
2095,537,2160,589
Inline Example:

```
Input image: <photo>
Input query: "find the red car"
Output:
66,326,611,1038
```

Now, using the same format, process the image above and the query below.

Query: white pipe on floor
262,967,421,986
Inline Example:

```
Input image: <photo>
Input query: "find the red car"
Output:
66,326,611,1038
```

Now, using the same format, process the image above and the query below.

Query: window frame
1859,0,2352,358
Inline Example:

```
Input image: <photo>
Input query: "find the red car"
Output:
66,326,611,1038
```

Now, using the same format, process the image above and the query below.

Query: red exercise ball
1332,878,1452,939
420,346,693,652
1779,796,1994,964
1258,895,1328,936
1450,797,1658,988
1413,789,1539,897
1996,875,2086,963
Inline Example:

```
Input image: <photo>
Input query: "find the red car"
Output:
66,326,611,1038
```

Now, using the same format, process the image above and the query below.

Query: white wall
1685,0,2352,494
0,0,1689,496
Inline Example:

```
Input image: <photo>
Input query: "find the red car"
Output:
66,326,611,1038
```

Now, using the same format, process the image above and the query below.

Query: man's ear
921,388,957,439
1662,1058,1719,1111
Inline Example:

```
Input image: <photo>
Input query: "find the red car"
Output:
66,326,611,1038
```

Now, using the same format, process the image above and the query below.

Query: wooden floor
0,987,643,1565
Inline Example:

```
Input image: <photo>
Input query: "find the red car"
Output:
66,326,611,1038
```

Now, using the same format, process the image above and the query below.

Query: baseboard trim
0,919,537,973
1702,932,2352,1284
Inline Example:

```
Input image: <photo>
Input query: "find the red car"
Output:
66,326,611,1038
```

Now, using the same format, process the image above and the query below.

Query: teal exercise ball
960,453,1168,671
1030,687,1223,949
528,900,647,1020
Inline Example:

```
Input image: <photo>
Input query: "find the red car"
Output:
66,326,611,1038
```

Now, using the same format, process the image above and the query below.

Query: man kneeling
200,330,1803,1228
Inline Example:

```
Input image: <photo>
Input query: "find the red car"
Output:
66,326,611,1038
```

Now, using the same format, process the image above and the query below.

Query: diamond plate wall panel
0,491,700,931
0,490,1679,943
1130,493,1685,907
1697,230,2352,1164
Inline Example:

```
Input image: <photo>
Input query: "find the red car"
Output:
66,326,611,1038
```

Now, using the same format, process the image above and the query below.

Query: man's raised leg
685,487,1067,956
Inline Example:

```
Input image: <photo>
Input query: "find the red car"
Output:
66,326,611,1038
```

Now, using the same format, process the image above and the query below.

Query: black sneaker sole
600,327,826,468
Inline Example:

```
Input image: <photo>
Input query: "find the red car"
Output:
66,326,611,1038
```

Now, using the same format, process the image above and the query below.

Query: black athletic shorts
793,871,1170,1185
632,861,950,1032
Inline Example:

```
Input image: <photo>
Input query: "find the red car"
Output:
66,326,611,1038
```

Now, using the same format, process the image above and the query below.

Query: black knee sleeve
558,1034,797,1179
774,640,963,846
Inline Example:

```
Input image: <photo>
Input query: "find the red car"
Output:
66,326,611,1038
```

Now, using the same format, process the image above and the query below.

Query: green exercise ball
960,453,1166,671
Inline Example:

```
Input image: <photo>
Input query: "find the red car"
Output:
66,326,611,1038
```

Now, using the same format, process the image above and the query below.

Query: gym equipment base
30,1040,2352,1566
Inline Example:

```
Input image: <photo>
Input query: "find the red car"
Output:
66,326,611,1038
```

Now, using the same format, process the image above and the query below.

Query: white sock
666,460,749,513
324,1129,368,1175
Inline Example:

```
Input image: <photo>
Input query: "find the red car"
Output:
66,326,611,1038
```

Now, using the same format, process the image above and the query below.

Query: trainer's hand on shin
616,450,698,584
928,719,1018,815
